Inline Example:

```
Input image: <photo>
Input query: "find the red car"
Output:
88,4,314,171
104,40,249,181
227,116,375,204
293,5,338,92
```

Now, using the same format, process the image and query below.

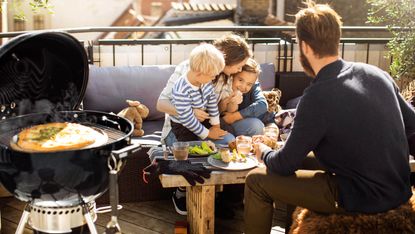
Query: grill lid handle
111,143,141,159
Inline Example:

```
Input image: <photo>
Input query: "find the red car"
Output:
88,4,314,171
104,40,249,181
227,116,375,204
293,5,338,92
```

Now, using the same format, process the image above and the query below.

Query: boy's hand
193,108,209,122
230,90,243,105
207,126,228,140
222,111,243,124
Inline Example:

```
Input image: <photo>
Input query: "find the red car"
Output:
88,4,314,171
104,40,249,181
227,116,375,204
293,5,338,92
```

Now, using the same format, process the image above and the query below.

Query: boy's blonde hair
239,58,261,78
189,43,225,76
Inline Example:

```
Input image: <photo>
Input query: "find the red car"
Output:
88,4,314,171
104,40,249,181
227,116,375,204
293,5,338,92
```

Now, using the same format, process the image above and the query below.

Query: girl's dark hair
213,34,252,66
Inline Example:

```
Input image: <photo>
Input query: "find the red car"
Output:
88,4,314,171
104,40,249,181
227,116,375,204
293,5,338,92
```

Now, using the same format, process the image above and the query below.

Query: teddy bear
262,88,282,113
117,100,149,137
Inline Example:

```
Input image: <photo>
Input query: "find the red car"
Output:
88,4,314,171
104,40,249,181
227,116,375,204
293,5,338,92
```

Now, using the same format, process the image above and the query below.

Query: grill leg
15,204,31,234
82,204,98,234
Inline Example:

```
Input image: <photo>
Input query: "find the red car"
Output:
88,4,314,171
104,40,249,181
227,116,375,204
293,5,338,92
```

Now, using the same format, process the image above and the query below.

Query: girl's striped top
171,76,220,139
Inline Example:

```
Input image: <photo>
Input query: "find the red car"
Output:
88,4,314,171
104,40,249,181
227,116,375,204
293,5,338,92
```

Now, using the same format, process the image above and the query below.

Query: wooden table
159,168,257,234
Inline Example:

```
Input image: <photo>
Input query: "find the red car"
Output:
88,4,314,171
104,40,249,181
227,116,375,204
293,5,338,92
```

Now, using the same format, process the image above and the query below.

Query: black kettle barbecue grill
0,32,140,233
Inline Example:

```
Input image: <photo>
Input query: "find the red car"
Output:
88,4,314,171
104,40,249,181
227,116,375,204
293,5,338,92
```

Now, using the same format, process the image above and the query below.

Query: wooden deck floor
0,197,286,234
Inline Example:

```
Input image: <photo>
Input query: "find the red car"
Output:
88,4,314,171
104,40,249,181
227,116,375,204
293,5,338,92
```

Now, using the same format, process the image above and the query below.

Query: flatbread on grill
14,122,102,152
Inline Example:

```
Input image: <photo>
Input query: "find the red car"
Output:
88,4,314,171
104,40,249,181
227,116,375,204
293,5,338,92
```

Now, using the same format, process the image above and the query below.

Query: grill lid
0,31,88,120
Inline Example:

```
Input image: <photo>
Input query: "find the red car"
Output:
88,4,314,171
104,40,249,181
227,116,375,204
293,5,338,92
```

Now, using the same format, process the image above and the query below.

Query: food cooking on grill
188,141,217,156
14,122,103,152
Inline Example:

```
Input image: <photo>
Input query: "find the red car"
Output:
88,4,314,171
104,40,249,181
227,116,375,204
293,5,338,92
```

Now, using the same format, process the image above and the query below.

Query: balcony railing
0,26,392,72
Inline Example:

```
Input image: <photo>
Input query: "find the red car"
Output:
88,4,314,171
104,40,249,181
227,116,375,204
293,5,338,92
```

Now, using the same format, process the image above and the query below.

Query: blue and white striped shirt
171,76,220,139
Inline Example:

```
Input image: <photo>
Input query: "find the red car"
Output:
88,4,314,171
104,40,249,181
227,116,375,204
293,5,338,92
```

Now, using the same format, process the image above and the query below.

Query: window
13,18,25,31
33,15,45,30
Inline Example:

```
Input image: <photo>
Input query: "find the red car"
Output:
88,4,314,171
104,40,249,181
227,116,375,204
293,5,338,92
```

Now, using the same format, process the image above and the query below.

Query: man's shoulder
348,61,384,73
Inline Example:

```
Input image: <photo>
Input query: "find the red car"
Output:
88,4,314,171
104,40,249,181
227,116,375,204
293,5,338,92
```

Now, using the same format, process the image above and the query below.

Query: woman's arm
157,61,189,115
238,82,268,118
156,99,178,116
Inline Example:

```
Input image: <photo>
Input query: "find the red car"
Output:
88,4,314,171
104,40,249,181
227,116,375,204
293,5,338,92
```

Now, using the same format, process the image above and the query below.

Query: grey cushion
259,63,276,91
84,65,176,120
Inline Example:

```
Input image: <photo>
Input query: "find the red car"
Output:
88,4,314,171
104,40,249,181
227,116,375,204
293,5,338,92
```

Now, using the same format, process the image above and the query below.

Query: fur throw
290,193,415,234
263,88,282,113
117,100,149,137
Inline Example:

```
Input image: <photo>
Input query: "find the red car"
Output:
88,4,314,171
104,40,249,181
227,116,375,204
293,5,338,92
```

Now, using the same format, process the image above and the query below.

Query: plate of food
207,148,258,170
186,140,218,157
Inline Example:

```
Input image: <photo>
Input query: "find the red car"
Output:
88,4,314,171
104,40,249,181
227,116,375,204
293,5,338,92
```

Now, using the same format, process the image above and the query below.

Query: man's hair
295,0,342,57
213,33,252,66
239,58,261,78
189,43,225,76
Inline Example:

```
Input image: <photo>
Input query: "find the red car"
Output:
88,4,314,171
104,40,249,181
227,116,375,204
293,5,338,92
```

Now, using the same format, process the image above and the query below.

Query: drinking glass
236,136,252,155
172,142,189,160
263,126,279,141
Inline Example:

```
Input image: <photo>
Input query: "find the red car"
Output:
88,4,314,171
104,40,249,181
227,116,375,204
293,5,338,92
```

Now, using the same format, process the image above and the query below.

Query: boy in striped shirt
170,44,234,144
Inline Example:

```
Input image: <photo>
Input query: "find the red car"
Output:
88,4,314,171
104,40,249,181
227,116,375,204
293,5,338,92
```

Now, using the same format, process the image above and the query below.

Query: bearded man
244,1,415,233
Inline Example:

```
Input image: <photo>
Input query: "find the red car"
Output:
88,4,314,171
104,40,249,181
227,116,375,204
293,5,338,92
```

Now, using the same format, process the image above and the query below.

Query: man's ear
300,40,317,58
300,41,310,54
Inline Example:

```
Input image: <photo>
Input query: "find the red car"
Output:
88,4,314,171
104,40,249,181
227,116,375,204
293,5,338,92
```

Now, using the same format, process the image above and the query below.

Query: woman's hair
213,34,252,66
239,58,261,78
295,0,342,57
189,43,225,76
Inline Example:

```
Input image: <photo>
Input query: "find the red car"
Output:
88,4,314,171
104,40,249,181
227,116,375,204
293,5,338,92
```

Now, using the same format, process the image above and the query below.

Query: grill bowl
0,110,133,206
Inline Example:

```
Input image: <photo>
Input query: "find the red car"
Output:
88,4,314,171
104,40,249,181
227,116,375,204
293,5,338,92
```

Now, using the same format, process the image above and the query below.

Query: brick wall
236,0,269,25
237,0,371,27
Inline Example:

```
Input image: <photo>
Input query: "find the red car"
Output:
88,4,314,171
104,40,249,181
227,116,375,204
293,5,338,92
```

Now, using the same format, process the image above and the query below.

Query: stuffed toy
262,88,282,113
117,100,149,137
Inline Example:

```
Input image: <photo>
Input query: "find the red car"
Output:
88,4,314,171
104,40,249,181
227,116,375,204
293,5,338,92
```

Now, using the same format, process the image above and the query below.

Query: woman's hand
193,109,209,122
207,126,228,140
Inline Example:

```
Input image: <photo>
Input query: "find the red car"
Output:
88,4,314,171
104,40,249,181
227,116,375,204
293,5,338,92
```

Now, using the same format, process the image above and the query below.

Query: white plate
207,155,258,170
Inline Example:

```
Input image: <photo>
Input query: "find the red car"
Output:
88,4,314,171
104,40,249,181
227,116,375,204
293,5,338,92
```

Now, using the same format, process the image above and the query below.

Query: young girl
218,58,294,138
217,58,261,114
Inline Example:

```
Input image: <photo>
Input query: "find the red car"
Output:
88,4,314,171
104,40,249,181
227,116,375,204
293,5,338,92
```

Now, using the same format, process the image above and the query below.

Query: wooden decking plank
2,219,32,234
96,212,160,234
1,197,25,210
122,202,183,224
137,199,177,213
1,205,30,225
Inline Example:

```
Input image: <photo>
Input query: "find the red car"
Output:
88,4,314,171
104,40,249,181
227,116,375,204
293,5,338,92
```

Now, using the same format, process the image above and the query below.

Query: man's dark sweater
263,59,414,213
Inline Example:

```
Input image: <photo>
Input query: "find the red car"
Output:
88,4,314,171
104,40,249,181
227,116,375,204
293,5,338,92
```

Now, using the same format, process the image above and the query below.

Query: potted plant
367,0,415,104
